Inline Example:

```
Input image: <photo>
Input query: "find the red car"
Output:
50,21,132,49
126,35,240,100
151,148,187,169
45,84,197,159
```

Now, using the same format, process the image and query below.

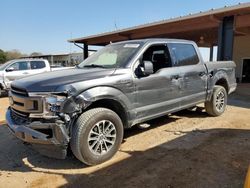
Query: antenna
114,20,118,30
70,32,72,54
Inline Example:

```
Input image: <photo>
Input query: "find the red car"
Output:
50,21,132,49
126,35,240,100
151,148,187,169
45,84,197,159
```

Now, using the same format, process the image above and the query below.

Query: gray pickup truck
6,39,236,165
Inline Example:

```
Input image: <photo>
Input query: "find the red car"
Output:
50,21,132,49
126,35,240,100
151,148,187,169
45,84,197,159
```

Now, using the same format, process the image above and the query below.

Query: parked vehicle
6,39,237,165
0,59,72,96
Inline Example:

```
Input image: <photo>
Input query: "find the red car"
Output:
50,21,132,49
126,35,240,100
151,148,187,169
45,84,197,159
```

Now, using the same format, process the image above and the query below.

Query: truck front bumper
6,108,69,159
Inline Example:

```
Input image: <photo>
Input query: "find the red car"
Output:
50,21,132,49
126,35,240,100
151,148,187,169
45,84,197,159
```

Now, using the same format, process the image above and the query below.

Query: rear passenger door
167,43,208,107
30,60,47,75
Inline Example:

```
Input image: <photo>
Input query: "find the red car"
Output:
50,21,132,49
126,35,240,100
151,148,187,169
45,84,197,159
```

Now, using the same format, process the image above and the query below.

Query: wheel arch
85,98,129,128
77,86,135,128
215,78,229,93
212,70,230,93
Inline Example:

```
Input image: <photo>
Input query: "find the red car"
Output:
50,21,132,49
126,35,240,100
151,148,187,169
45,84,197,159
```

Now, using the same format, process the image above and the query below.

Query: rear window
30,61,46,69
168,43,199,66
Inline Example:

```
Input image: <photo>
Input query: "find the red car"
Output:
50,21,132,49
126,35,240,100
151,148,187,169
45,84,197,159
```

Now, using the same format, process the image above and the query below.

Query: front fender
79,86,134,111
61,86,135,117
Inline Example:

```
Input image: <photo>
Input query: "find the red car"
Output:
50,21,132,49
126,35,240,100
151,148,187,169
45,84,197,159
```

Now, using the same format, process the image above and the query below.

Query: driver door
133,43,181,120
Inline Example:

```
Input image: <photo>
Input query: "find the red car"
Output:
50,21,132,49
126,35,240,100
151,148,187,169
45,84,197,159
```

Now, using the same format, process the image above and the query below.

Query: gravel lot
0,85,249,188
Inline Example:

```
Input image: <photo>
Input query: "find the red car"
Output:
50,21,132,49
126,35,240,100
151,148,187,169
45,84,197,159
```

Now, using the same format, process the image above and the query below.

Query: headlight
45,94,67,112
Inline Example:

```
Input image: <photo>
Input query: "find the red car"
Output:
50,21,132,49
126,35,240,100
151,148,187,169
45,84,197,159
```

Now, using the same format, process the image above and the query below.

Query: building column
51,55,54,65
210,45,214,61
84,43,88,59
217,16,235,61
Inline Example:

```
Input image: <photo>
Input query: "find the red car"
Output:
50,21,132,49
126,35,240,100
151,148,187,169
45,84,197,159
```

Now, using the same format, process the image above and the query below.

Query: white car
0,59,72,96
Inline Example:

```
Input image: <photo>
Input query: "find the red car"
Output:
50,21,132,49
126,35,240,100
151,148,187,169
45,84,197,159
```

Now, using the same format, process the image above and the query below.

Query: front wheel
205,85,227,116
70,108,124,165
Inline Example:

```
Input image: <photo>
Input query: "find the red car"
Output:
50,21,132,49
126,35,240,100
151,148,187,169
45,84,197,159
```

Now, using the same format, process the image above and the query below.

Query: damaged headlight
28,92,71,119
45,94,67,112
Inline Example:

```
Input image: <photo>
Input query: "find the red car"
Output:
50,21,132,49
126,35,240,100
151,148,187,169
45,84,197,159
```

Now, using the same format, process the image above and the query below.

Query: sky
1,0,249,58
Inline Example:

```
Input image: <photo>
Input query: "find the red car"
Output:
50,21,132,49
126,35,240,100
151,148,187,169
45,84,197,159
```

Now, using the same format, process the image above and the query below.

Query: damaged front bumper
6,108,70,159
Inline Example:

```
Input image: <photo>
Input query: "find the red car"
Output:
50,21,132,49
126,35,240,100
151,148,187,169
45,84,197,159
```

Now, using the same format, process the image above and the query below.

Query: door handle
199,72,206,77
171,75,180,80
23,72,29,74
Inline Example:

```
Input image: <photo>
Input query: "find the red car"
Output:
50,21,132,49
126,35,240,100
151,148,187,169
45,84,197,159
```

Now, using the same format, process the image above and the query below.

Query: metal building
24,51,95,66
69,3,250,83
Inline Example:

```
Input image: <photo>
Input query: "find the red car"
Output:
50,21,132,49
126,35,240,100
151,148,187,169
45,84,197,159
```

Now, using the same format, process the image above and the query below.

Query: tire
0,86,5,97
0,90,6,98
205,85,227,116
70,108,124,165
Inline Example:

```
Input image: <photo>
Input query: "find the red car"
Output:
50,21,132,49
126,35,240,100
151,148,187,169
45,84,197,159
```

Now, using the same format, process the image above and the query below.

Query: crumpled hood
12,68,115,92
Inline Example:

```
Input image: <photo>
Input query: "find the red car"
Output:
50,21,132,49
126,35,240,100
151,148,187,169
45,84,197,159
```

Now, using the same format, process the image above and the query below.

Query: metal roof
69,2,250,46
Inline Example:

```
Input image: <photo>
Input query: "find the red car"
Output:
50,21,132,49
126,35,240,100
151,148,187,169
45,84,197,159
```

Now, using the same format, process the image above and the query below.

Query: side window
168,43,199,67
30,61,46,69
8,63,19,71
8,61,29,71
142,44,171,73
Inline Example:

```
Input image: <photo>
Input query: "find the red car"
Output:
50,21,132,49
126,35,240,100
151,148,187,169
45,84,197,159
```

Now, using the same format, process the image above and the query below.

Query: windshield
0,60,14,71
78,42,143,69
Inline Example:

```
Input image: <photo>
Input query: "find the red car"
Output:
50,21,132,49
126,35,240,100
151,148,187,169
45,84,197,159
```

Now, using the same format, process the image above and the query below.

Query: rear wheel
205,85,227,116
70,108,124,165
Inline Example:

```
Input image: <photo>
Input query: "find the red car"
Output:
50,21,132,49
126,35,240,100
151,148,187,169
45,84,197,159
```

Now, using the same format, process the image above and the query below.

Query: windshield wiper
83,64,106,68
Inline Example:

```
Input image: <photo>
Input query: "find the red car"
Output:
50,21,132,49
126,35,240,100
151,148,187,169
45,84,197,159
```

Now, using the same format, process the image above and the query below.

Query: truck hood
12,68,115,92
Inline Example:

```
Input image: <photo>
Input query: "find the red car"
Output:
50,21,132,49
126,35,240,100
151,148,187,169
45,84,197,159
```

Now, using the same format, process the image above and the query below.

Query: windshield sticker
124,44,140,48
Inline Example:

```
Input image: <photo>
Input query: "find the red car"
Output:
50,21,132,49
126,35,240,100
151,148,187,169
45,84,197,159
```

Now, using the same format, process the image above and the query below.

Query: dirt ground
0,85,250,188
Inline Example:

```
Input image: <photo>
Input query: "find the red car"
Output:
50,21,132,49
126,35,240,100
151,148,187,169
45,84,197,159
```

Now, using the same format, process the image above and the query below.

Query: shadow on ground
228,94,250,109
0,109,249,188
61,128,250,188
228,84,250,109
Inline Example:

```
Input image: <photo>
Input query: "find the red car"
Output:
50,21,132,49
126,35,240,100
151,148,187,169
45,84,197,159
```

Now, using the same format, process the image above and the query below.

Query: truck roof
113,38,195,45
11,58,48,61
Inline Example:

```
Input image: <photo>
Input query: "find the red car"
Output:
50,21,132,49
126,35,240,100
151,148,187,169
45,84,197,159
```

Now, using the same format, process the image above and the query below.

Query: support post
209,45,214,61
217,16,235,61
84,43,88,59
51,55,54,65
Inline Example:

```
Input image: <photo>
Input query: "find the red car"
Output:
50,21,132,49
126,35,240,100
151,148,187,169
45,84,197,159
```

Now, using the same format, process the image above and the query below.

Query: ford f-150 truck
0,59,71,96
6,39,237,165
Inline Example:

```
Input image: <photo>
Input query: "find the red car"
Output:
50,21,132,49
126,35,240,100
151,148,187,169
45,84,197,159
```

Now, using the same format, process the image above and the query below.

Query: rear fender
207,70,229,100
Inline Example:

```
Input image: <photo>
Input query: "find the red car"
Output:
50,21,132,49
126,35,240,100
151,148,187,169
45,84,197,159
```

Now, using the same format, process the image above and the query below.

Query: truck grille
10,108,29,125
9,87,43,115
11,86,28,97
11,108,29,117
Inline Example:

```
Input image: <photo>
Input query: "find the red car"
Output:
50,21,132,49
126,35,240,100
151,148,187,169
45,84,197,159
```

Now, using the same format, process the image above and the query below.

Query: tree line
0,49,42,64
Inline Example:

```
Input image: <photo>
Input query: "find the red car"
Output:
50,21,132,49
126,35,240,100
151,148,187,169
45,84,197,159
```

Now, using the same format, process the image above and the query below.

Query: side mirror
143,61,154,76
6,67,14,72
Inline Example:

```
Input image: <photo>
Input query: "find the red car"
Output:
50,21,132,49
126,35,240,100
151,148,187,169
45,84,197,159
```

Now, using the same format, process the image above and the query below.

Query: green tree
30,52,43,57
6,49,24,60
0,49,7,64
